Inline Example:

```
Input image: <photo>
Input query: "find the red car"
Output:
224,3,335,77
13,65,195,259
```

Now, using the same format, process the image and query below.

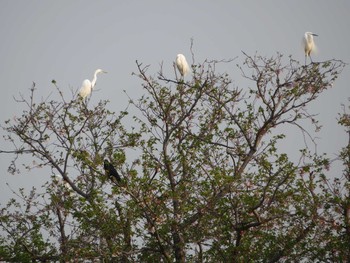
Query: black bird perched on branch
103,159,121,182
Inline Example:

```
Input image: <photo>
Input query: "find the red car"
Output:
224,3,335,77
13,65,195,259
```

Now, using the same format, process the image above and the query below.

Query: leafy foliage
0,53,347,262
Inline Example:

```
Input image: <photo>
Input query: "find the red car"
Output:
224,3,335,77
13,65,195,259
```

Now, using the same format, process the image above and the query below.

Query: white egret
52,174,73,196
176,54,190,77
78,69,107,100
303,32,318,64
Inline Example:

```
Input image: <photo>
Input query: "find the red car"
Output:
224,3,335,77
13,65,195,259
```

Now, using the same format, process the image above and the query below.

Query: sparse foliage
0,52,347,262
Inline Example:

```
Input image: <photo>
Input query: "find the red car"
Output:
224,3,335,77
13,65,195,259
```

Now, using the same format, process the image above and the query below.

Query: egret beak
103,71,108,73
312,33,318,37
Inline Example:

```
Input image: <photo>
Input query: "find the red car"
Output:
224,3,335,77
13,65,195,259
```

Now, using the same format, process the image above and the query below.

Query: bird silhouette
103,159,121,182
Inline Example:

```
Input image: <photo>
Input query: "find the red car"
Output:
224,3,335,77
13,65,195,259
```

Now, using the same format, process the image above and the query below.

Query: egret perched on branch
176,54,190,77
303,32,318,64
103,159,121,182
78,69,107,100
52,174,73,196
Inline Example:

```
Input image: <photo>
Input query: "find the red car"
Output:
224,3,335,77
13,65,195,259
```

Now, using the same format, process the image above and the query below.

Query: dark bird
104,159,121,182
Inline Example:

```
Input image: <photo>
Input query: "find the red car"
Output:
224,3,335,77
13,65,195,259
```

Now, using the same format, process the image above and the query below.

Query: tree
307,100,350,262
0,51,346,262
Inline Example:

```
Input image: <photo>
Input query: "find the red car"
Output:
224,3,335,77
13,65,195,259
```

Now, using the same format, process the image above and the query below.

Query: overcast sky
1,1,349,204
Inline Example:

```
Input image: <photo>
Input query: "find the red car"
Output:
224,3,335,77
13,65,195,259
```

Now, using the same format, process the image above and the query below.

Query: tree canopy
0,52,348,262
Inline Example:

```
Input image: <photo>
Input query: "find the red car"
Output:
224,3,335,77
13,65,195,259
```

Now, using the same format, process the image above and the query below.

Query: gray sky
1,1,349,204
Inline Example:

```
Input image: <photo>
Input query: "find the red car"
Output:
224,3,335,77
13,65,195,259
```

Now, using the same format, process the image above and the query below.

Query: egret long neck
91,72,98,89
307,34,313,44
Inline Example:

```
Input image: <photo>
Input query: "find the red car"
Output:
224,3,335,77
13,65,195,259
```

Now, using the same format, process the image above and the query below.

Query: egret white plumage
303,32,318,64
52,174,73,196
78,69,107,100
176,54,190,77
